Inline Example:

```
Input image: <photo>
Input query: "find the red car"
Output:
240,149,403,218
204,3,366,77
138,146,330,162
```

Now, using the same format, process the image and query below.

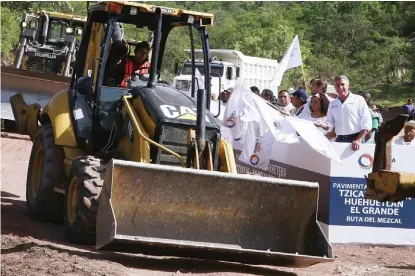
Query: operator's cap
404,120,415,129
291,88,308,102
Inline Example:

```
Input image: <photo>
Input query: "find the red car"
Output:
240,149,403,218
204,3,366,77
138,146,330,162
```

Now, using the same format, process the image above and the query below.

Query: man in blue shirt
403,98,414,120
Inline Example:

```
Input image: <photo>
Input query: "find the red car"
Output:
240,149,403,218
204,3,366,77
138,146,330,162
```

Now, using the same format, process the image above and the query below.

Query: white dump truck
172,49,279,100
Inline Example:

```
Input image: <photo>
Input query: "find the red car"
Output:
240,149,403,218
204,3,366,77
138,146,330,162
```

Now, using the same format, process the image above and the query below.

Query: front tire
26,123,65,223
64,156,106,244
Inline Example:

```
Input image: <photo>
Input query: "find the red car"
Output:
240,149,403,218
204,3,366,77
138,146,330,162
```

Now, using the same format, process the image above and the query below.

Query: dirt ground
1,131,414,276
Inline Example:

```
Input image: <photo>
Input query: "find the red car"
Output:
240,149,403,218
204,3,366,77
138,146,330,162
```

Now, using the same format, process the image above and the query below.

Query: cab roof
38,11,87,22
88,1,214,26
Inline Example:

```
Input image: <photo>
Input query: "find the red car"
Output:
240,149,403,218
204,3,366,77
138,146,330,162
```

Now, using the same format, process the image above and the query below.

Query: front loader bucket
96,159,333,267
1,66,69,120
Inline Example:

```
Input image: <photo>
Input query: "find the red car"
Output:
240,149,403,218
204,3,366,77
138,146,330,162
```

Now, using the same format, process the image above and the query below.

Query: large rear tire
26,123,65,223
64,156,106,244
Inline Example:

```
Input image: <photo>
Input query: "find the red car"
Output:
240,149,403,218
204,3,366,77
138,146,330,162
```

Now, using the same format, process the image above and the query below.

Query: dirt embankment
1,132,414,276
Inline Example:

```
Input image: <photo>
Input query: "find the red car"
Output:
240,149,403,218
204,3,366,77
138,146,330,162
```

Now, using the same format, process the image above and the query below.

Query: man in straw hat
394,120,415,146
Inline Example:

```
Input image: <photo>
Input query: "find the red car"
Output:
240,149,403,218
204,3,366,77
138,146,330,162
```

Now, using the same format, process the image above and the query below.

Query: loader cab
15,11,87,75
68,1,215,155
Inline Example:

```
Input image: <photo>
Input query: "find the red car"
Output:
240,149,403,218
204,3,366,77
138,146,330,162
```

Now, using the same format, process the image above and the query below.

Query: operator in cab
117,41,151,88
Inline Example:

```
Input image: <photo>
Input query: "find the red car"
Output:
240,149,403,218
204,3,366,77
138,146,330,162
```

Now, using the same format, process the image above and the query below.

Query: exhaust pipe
63,36,76,77
14,37,27,69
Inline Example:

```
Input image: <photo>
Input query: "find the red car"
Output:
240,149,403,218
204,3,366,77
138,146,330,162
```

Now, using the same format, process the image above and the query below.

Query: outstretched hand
352,139,361,151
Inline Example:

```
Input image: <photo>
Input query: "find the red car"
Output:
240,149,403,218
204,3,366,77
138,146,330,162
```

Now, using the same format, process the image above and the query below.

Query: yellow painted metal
122,95,184,167
10,93,30,133
26,104,41,141
10,93,40,141
117,102,151,163
207,143,213,171
84,22,105,90
41,90,77,147
67,176,79,223
366,170,415,202
40,11,87,22
133,98,156,138
95,1,214,25
218,138,237,173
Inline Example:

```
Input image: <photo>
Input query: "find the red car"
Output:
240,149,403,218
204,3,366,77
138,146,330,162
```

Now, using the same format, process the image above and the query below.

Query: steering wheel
132,67,168,84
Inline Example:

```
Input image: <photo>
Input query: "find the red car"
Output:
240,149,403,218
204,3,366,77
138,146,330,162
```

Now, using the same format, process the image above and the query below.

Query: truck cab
172,49,279,100
173,58,238,100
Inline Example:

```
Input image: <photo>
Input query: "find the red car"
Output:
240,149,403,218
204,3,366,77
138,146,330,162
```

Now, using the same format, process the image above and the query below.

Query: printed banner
329,177,415,229
238,121,274,170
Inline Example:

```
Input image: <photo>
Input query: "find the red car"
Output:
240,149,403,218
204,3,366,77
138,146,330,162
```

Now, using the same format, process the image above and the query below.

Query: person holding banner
321,75,372,150
301,93,330,135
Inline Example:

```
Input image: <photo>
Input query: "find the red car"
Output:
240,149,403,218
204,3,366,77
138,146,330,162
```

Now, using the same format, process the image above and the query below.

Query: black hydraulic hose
189,25,196,98
200,28,211,110
196,88,206,151
147,8,162,88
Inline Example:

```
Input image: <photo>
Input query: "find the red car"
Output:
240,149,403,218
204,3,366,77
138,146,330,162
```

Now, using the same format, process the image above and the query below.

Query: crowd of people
221,75,415,149
110,39,414,149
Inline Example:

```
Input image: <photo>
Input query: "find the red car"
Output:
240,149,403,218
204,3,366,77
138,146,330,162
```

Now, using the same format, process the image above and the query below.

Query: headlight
29,21,37,29
21,22,28,28
130,7,137,15
75,28,83,36
65,27,74,34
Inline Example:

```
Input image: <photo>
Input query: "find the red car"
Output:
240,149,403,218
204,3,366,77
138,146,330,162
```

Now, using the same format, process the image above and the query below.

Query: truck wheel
26,123,65,223
64,156,106,244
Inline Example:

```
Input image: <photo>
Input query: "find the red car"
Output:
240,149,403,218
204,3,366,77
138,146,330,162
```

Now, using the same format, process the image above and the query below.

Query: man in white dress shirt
323,75,372,151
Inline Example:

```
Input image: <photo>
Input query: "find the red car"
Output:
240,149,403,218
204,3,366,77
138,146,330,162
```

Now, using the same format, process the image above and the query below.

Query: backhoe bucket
96,159,333,267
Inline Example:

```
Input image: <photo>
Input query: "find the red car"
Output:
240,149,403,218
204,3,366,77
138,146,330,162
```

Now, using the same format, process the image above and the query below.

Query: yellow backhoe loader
10,1,333,268
14,11,86,76
1,11,86,122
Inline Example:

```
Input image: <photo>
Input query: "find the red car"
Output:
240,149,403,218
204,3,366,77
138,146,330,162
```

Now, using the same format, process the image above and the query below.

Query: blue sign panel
329,177,415,228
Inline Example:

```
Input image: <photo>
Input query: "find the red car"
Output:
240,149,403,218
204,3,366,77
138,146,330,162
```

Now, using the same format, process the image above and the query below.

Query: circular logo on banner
273,120,282,129
358,154,374,169
226,118,235,128
250,154,260,165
